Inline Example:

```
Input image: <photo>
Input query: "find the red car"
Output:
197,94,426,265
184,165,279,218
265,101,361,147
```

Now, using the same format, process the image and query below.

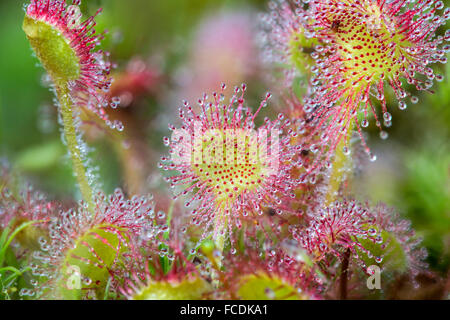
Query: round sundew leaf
131,277,212,300
356,228,408,273
322,4,413,92
192,129,268,203
23,15,80,83
236,272,308,300
57,224,130,299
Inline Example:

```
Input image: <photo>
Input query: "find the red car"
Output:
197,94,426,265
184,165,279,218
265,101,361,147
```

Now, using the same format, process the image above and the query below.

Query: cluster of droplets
0,179,59,229
293,200,383,268
25,0,122,130
368,202,429,281
119,236,212,300
292,199,427,277
159,84,304,246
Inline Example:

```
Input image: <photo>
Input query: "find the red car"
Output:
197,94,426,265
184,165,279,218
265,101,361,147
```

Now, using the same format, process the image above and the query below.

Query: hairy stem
340,248,351,300
210,214,227,288
325,123,354,205
56,83,94,211
214,233,225,267
213,213,228,268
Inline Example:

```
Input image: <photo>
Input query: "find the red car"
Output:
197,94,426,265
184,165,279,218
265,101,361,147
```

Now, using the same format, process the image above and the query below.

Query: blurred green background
0,0,449,277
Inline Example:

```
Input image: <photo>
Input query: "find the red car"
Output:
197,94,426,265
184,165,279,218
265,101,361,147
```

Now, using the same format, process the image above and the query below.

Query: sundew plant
0,0,449,300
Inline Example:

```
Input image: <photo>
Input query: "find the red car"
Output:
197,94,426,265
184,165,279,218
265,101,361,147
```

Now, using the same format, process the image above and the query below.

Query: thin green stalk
160,200,175,274
340,248,351,300
214,213,227,268
165,200,175,239
210,215,227,288
0,220,36,266
23,16,95,212
1,267,31,284
56,83,94,211
0,266,23,275
214,233,226,267
103,277,112,300
325,123,354,299
325,122,354,205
